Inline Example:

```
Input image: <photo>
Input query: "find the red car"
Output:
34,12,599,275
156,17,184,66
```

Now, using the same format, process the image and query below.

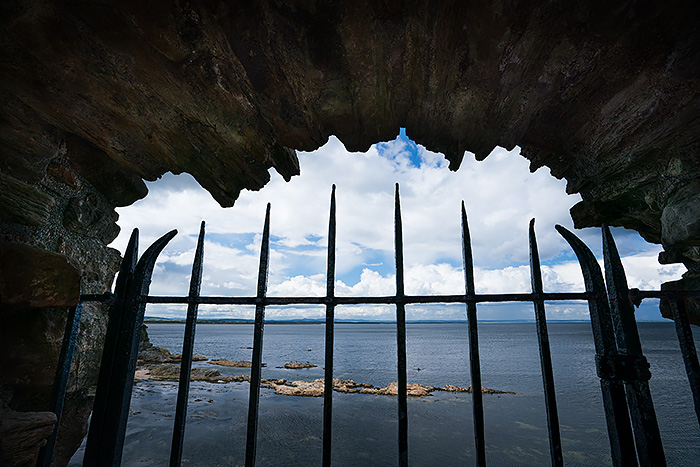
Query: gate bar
37,303,83,467
556,225,637,467
602,225,666,466
667,298,700,427
461,202,486,466
85,229,177,466
84,230,139,466
394,184,409,467
143,292,597,305
245,204,272,467
170,221,206,466
528,220,563,467
323,185,337,467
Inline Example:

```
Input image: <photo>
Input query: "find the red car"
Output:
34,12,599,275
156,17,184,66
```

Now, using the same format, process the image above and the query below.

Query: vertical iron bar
461,202,486,467
245,204,272,467
394,183,409,467
37,303,83,467
84,229,177,466
323,185,337,467
170,221,206,467
528,219,563,467
556,225,637,467
84,229,139,466
668,298,700,427
602,225,666,466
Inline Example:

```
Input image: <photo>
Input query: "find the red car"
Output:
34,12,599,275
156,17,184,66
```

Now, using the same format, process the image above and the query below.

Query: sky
110,129,686,321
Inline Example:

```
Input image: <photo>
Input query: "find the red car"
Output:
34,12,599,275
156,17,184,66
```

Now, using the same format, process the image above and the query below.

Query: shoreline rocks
140,366,515,398
138,343,207,365
136,347,515,397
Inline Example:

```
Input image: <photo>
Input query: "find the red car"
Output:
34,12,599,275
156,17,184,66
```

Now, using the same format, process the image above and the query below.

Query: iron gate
39,184,700,467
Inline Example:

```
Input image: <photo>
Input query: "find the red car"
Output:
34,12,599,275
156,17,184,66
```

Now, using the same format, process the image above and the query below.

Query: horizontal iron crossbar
79,289,700,307
144,292,594,305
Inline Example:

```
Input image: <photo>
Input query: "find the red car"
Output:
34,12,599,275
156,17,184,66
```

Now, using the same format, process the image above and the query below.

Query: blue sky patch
376,128,422,169
205,232,258,251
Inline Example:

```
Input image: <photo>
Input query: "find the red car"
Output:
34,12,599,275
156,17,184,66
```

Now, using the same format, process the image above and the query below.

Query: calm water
70,321,700,466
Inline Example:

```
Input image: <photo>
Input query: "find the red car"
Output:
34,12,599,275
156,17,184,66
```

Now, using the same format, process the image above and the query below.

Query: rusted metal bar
667,298,700,427
528,220,563,467
85,229,177,466
37,303,83,467
323,185,337,467
394,184,409,467
556,225,637,467
170,221,206,467
245,204,272,467
602,225,666,466
461,201,486,467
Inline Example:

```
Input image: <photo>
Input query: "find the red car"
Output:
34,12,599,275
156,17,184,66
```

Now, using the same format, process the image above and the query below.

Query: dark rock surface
1,1,700,464
0,410,56,467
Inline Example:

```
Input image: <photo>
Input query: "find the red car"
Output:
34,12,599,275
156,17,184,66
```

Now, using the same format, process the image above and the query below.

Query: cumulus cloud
113,132,685,321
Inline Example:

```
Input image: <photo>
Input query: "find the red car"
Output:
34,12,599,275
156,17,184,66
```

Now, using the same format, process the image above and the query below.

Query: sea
69,321,700,466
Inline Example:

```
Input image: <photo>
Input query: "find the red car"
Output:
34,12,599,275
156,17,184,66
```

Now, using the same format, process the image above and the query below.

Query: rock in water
283,361,317,369
209,358,253,368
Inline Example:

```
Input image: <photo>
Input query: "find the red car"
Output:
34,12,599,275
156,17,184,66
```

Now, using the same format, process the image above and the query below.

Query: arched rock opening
1,1,699,464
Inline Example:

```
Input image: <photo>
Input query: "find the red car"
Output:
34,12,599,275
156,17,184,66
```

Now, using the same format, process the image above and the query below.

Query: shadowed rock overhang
2,2,700,307
3,1,700,254
2,1,700,464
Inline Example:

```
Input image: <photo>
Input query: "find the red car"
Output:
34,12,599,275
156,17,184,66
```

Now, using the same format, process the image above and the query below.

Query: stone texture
1,1,700,463
661,190,700,248
0,410,56,467
660,275,700,324
1,1,699,247
0,242,79,309
1,0,698,304
0,172,56,227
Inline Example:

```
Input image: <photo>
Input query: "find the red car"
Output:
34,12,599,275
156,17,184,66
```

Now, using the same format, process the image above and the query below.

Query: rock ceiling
1,1,699,314
2,2,700,464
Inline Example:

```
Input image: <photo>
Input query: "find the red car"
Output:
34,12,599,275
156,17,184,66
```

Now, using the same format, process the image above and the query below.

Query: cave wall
1,0,699,464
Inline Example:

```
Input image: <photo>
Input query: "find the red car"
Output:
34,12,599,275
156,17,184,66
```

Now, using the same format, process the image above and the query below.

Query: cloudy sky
110,129,685,321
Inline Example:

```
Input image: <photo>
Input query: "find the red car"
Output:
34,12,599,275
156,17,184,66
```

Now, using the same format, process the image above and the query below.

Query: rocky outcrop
138,343,207,365
134,357,514,398
282,361,317,369
210,358,261,368
0,410,56,467
271,380,326,397
266,378,514,398
1,1,700,463
143,364,251,384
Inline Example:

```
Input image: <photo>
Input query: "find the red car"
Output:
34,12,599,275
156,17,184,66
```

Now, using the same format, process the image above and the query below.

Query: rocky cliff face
1,0,699,464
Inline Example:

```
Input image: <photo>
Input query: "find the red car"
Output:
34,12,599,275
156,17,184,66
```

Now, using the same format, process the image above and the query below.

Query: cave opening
110,129,684,323
2,2,700,465
63,131,700,466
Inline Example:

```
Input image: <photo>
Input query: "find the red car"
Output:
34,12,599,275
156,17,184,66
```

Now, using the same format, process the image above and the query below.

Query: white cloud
112,134,686,321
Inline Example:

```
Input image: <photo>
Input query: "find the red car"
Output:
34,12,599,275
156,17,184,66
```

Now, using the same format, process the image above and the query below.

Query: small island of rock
282,361,317,369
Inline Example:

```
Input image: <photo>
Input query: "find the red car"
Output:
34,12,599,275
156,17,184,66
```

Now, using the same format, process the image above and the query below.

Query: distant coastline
143,317,599,325
143,317,464,325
